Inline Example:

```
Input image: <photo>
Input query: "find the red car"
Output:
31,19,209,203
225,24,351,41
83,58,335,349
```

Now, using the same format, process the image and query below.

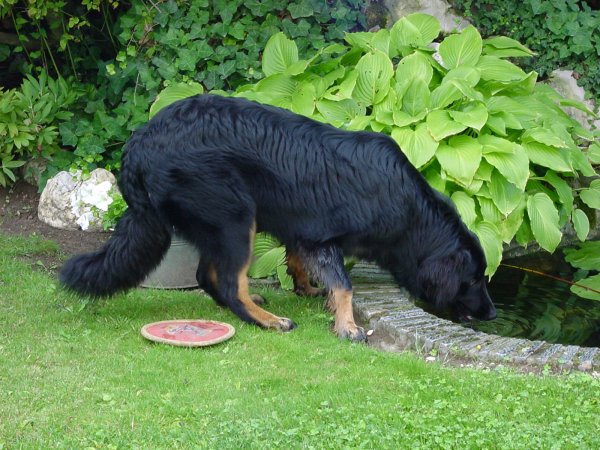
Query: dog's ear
417,251,468,309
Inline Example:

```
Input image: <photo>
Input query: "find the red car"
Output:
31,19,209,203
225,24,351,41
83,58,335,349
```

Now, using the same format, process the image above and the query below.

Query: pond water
422,251,600,347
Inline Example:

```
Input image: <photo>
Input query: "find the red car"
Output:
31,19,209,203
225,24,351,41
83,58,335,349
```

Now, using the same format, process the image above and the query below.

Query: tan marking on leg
286,251,326,297
236,223,295,331
208,264,218,289
330,288,365,342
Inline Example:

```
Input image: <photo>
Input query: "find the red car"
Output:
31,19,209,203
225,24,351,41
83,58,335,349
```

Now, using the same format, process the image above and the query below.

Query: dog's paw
275,317,297,332
251,294,266,305
335,324,366,343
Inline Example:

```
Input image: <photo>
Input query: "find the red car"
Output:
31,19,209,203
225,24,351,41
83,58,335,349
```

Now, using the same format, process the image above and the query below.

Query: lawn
1,234,599,449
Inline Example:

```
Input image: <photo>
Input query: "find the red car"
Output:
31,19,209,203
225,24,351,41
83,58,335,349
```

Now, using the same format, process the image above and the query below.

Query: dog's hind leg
209,222,296,332
286,250,327,297
298,244,366,342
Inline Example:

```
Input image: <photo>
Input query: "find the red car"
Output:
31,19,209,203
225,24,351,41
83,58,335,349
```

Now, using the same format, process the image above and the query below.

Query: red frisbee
141,320,235,347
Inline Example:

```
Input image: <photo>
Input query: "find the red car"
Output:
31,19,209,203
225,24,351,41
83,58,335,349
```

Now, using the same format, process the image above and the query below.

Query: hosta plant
231,14,599,277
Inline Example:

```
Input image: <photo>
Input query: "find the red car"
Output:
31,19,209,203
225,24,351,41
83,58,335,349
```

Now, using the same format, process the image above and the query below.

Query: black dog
60,94,496,341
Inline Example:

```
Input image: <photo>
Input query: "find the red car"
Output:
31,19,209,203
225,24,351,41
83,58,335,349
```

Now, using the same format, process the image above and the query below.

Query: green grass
1,234,599,449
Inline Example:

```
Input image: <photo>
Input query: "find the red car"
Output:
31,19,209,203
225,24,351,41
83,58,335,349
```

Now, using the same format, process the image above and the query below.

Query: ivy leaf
262,32,299,77
526,193,562,253
288,1,313,19
59,122,78,147
353,50,394,106
438,25,482,69
391,123,438,169
436,135,482,186
571,209,590,242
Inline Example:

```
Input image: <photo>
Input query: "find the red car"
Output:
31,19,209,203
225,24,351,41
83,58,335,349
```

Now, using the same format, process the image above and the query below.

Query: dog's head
416,248,496,322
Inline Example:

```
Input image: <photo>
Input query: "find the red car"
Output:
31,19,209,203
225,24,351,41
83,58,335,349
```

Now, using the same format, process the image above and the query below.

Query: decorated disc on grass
141,320,235,347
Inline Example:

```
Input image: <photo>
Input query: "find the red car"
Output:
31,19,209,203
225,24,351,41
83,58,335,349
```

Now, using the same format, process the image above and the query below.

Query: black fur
60,94,496,327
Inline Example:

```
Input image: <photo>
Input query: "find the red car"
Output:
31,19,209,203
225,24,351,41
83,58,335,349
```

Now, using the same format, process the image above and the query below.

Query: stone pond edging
350,263,599,372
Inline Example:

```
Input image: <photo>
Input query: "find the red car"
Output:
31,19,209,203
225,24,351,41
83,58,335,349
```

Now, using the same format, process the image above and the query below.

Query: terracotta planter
141,234,200,289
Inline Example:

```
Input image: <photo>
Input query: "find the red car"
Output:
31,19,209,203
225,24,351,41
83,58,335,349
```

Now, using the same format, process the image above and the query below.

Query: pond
420,251,600,347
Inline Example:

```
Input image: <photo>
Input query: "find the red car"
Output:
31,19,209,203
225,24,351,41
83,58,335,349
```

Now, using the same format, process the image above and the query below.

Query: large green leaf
316,98,365,125
353,50,394,105
277,265,294,291
579,180,600,209
571,209,590,242
451,191,477,227
523,142,572,172
401,78,430,116
390,12,441,49
436,135,482,186
480,135,529,191
345,29,390,55
522,127,570,148
438,26,482,69
570,274,600,302
448,102,488,131
262,32,299,76
426,110,467,141
248,246,286,278
482,36,535,57
564,241,600,270
476,55,526,82
526,193,562,253
149,82,204,119
587,142,600,164
471,221,503,276
391,123,438,169
443,66,481,87
430,83,462,109
489,170,522,216
543,170,574,215
290,83,316,116
253,233,282,258
395,51,433,87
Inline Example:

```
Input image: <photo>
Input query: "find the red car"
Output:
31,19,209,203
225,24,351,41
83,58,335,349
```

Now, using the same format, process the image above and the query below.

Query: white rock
548,69,600,131
38,168,120,232
384,0,470,33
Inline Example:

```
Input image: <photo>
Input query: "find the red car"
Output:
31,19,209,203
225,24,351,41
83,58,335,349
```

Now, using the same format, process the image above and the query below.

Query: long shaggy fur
60,94,496,325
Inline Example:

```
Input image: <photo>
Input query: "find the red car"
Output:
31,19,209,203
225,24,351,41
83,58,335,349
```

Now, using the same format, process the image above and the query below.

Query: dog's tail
60,155,172,297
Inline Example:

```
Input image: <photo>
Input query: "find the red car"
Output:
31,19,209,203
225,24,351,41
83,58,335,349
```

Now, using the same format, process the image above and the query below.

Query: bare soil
0,181,110,268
